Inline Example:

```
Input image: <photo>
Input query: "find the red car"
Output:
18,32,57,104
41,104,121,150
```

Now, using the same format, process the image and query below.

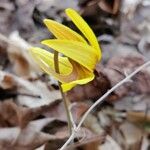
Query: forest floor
0,0,150,150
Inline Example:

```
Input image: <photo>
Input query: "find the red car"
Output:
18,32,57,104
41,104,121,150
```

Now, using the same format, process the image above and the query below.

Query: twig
60,60,150,150
69,104,77,129
17,92,41,98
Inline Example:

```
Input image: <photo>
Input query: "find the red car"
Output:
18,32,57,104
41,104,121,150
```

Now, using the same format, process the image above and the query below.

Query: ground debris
0,0,150,150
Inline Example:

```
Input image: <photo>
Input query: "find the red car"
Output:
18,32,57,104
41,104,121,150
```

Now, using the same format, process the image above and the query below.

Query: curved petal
65,8,101,60
29,47,95,92
30,47,72,75
61,62,95,92
41,39,98,71
44,19,87,43
30,47,79,83
62,74,94,92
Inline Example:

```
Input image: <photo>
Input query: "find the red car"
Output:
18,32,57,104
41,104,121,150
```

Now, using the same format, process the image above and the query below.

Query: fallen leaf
0,99,62,128
7,31,40,76
0,118,64,150
78,0,120,36
0,71,16,90
104,53,150,97
127,111,150,123
14,0,35,40
98,0,120,14
119,121,143,150
100,135,122,150
44,101,89,123
0,0,15,35
0,70,61,107
0,36,8,69
45,127,105,150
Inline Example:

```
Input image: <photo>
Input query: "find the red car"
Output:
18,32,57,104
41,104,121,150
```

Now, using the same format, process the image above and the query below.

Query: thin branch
69,104,77,129
60,60,150,150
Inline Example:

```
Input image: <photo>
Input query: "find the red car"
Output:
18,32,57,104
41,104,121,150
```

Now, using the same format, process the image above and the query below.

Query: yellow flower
30,8,102,92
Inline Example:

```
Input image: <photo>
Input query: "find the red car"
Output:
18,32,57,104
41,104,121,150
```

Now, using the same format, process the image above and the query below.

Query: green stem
54,51,72,135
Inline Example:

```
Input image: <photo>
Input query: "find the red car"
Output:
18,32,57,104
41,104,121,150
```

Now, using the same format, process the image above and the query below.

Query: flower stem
54,51,72,135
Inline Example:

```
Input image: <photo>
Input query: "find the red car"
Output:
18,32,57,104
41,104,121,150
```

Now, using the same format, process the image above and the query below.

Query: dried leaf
0,70,61,107
0,72,16,90
0,118,62,150
127,111,150,123
44,101,89,123
98,0,120,14
100,135,122,150
0,100,62,128
104,53,150,97
66,133,104,150
15,0,35,39
45,127,104,150
0,0,15,35
119,121,143,150
7,31,40,76
0,36,8,69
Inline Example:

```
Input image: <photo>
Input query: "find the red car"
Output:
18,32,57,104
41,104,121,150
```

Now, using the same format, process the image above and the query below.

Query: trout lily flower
30,8,102,92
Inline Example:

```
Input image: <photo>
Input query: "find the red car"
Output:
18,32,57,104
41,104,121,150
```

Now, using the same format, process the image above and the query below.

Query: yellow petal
62,74,94,92
44,19,87,43
65,8,101,60
29,47,95,92
30,47,79,83
30,47,72,75
62,62,95,92
41,39,98,71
